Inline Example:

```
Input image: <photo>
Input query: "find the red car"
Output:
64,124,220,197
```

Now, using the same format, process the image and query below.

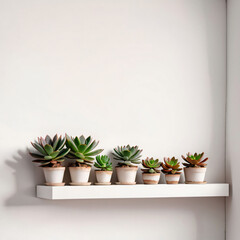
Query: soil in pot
116,166,138,184
43,167,65,186
142,173,160,184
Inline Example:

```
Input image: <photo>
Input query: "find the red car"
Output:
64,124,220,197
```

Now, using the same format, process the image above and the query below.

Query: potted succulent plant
112,145,142,185
161,157,182,184
65,134,103,185
182,152,208,184
141,158,161,184
30,134,70,186
94,155,113,185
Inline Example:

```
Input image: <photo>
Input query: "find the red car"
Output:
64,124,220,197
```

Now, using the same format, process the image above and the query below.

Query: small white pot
165,174,180,184
43,167,65,186
184,167,207,183
69,166,91,183
95,171,112,184
116,166,138,184
142,173,160,184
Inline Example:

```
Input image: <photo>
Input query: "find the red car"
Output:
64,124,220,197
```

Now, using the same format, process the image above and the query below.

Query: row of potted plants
30,134,208,186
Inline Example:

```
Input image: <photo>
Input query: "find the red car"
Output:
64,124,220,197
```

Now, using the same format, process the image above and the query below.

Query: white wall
226,1,240,240
0,1,226,240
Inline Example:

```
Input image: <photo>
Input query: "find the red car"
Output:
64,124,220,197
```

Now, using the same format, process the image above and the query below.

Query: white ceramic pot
95,171,112,184
69,167,91,183
142,173,160,184
116,166,138,184
165,174,180,184
184,167,207,183
43,167,65,185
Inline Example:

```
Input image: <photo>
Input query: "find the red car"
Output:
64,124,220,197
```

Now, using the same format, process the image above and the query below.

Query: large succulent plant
30,134,70,167
141,157,161,173
113,145,142,167
161,157,182,174
181,152,208,168
65,134,103,166
94,155,113,171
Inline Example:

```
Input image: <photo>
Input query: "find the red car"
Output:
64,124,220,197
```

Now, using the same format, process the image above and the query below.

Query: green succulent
141,157,161,173
161,157,182,174
94,155,113,171
65,134,103,166
182,152,208,168
30,134,70,167
112,145,142,167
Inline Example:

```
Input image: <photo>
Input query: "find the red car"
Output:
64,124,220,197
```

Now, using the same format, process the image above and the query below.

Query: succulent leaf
44,144,53,155
30,134,68,167
65,135,103,166
182,152,208,168
31,142,46,155
94,155,112,171
113,145,142,167
161,157,182,175
141,157,161,174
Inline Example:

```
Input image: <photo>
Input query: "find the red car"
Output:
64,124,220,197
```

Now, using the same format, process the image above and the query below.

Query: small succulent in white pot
182,152,208,184
161,157,182,184
65,134,103,185
113,145,142,185
141,158,161,184
30,134,70,186
94,155,113,185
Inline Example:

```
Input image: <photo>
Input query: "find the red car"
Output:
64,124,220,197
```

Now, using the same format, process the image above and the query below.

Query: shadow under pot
43,167,65,186
165,174,181,184
116,166,138,185
69,166,91,186
184,167,207,184
142,173,160,184
95,171,112,185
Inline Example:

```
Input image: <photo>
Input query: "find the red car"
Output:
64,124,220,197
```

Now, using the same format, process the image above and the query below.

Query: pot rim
184,167,207,169
165,173,181,176
69,166,91,169
42,167,65,170
95,170,113,173
115,166,138,169
142,172,160,175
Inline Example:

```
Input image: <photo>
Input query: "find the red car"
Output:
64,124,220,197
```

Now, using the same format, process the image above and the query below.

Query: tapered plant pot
184,167,207,183
95,171,112,185
165,174,180,184
142,173,160,184
116,166,138,184
43,167,65,186
69,166,91,185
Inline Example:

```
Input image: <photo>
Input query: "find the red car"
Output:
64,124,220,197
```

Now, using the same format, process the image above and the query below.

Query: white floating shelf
37,183,229,200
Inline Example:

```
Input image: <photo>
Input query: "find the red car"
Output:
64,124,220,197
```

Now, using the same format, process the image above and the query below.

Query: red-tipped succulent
181,152,208,168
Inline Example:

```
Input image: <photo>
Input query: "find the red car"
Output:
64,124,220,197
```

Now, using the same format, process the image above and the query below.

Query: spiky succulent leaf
65,135,103,166
141,157,161,174
113,145,142,166
161,157,182,175
94,155,112,171
30,134,68,167
182,152,208,168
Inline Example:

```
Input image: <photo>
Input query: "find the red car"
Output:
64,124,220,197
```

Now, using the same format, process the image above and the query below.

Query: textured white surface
184,167,207,182
0,0,226,240
95,171,112,183
69,167,90,183
37,184,229,200
43,167,65,184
